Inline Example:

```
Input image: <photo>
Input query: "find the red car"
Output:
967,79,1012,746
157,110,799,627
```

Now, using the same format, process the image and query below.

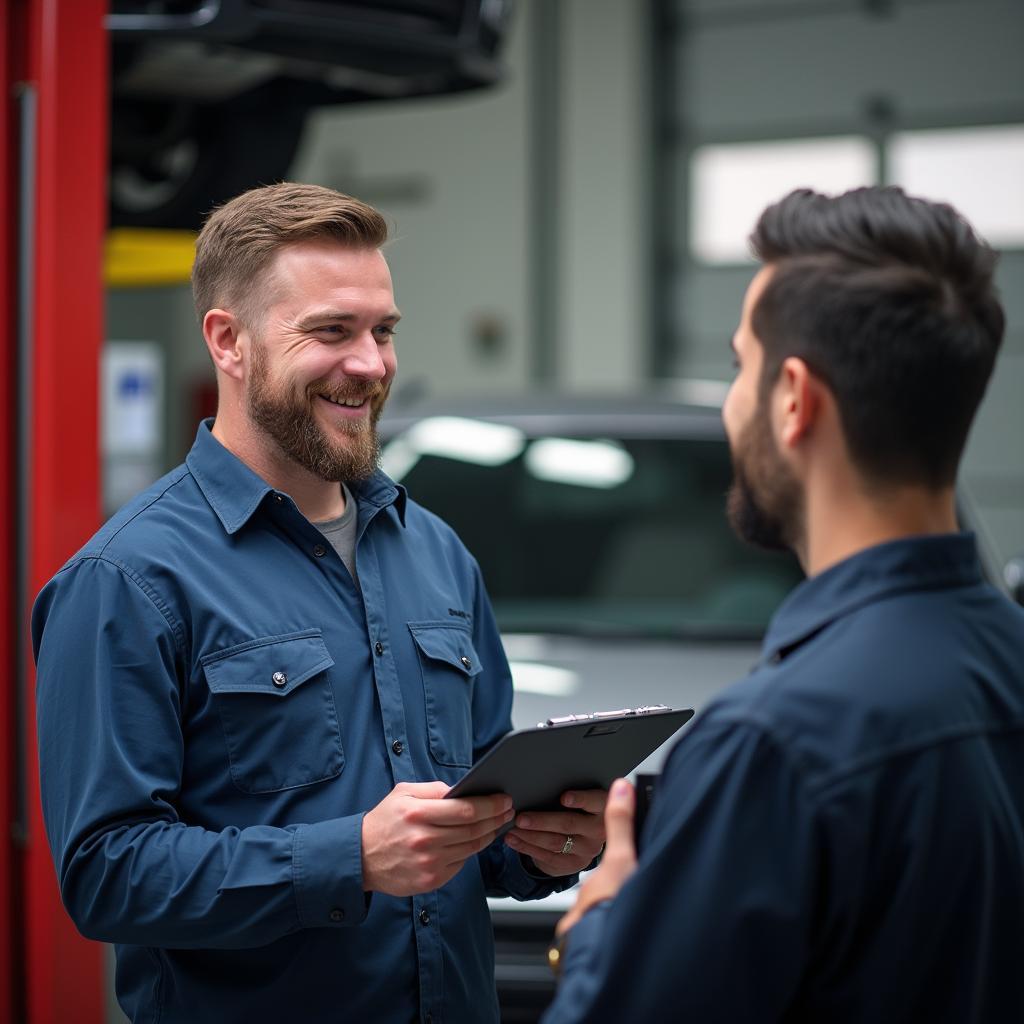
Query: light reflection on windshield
396,434,804,638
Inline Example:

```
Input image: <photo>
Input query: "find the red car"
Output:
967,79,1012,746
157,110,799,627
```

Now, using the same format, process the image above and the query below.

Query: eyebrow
297,309,402,329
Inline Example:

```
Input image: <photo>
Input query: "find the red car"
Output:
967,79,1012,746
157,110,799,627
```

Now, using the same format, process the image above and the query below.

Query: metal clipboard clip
537,704,671,728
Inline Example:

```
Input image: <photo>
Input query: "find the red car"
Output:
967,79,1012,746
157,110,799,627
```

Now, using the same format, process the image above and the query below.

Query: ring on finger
560,835,575,855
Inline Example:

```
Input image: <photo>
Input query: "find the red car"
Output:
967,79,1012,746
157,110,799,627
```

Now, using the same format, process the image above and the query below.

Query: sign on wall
101,341,165,513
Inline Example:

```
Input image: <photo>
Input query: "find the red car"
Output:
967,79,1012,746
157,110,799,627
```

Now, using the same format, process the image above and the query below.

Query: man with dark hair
541,186,1024,1023
32,182,606,1023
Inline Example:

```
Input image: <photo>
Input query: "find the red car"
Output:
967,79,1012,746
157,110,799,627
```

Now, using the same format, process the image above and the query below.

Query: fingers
505,825,584,857
511,809,600,839
559,788,609,815
504,824,604,879
511,787,608,839
394,780,452,800
406,790,514,827
437,822,513,865
363,785,515,896
506,790,609,873
601,778,636,858
433,808,514,848
402,790,515,854
504,832,578,872
554,780,638,936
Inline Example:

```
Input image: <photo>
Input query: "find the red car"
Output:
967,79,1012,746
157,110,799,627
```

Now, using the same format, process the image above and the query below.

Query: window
689,136,876,263
888,124,1024,249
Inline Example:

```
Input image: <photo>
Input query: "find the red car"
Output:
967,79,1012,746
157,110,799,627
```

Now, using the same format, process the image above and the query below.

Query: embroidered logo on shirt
448,608,471,620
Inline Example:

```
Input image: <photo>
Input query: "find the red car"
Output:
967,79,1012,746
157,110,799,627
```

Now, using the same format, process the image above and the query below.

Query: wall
290,0,653,396
106,0,1024,557
664,0,1024,564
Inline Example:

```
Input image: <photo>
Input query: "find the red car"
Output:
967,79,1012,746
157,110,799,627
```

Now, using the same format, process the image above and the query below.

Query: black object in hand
633,772,659,848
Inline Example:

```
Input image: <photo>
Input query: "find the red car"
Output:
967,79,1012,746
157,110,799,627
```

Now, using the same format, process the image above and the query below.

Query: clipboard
444,705,694,820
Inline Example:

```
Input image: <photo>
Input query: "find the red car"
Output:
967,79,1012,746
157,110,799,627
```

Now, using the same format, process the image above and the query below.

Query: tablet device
445,705,693,822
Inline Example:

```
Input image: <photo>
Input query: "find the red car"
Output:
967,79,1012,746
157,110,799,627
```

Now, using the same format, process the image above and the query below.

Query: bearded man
540,186,1024,1023
32,182,606,1024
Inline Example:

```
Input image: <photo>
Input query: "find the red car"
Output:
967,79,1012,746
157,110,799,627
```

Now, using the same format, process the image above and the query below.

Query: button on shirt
32,421,572,1024
544,534,1024,1024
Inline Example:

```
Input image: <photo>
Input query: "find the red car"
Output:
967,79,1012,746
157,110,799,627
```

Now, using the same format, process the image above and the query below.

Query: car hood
501,631,761,772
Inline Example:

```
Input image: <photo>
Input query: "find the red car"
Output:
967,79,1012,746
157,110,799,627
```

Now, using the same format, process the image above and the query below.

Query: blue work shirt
544,533,1024,1023
33,421,570,1024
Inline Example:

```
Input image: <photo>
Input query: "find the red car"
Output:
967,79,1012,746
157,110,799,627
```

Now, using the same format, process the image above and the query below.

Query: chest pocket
201,629,343,794
409,622,482,768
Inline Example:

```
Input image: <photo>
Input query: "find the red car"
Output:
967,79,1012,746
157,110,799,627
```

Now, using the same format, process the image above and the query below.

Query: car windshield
384,429,804,639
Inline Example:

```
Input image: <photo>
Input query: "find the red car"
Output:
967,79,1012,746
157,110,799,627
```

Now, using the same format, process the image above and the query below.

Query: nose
341,330,388,381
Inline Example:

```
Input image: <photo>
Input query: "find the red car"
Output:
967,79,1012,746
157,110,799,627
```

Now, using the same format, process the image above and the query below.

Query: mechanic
542,186,1024,1023
33,181,606,1024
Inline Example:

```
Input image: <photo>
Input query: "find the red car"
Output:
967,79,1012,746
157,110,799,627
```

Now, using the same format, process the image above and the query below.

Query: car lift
2,1,107,1021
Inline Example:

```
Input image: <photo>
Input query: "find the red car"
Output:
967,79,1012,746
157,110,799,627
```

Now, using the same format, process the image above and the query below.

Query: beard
725,400,803,553
246,340,389,482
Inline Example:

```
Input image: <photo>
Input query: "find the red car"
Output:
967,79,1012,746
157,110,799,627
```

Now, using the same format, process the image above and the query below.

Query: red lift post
1,5,16,1017
3,1,108,1022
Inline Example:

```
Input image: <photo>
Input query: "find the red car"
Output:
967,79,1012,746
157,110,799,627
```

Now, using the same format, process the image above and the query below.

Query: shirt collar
761,533,983,665
186,419,407,535
349,470,408,527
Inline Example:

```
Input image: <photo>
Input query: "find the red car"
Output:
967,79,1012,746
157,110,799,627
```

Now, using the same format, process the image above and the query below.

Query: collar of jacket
759,532,982,666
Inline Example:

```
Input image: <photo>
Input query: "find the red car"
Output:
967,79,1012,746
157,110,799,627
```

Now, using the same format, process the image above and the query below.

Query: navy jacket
544,534,1024,1023
33,421,569,1024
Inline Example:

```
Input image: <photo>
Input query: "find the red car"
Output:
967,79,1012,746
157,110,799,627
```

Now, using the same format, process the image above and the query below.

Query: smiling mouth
318,393,370,409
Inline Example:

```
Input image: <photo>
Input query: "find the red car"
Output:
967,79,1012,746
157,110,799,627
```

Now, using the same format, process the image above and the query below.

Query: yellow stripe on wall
105,228,197,287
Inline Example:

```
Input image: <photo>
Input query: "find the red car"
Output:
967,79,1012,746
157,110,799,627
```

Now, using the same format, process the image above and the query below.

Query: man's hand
362,782,514,896
555,779,637,937
504,788,608,877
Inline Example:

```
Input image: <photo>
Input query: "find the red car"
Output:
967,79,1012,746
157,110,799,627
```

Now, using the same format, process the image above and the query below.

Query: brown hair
191,181,389,328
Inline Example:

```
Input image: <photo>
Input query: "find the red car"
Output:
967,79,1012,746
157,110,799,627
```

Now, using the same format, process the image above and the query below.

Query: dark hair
192,181,389,328
749,186,1004,488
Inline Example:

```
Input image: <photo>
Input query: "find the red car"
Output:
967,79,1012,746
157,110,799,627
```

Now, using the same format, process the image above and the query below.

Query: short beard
725,403,803,553
246,340,388,483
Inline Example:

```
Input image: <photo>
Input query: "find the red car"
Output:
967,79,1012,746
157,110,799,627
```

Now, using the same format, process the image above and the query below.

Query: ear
775,356,826,449
203,309,247,382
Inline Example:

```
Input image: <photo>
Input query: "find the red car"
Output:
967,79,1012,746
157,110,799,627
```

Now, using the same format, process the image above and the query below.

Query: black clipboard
445,706,694,819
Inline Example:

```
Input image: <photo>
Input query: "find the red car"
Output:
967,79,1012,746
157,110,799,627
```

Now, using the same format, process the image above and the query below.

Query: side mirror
1003,556,1024,607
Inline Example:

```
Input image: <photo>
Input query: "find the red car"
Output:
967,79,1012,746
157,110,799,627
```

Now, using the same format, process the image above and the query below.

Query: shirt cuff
292,814,370,928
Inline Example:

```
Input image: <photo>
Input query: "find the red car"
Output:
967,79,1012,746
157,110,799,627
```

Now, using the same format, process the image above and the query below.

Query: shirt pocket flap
201,630,335,698
408,623,482,679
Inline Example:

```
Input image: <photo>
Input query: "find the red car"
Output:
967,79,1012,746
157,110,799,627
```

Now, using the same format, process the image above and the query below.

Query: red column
10,1,108,1022
0,5,17,1020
